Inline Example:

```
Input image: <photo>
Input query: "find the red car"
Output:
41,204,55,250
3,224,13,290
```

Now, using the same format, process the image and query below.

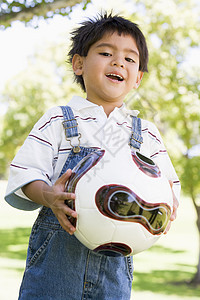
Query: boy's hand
42,169,77,235
22,169,77,235
164,180,179,234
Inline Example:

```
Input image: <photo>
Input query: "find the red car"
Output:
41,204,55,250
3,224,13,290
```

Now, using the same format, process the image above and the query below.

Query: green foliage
0,0,88,28
179,156,200,203
125,0,200,196
0,42,83,178
127,0,200,119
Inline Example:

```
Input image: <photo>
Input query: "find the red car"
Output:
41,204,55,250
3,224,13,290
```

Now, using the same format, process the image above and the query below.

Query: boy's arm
164,180,179,234
5,106,65,211
145,122,181,233
22,169,77,235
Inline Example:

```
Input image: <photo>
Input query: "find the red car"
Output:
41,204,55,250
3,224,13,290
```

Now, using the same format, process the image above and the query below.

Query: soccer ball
66,147,173,256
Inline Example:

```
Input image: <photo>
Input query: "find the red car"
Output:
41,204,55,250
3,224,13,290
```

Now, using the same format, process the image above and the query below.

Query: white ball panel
111,223,158,255
76,208,115,244
74,230,96,250
75,179,103,209
69,148,173,256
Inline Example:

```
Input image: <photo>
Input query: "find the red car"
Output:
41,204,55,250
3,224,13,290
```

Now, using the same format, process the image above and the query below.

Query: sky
0,16,70,91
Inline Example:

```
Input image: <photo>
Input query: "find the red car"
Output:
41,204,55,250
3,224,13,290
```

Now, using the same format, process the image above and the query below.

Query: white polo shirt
5,95,181,210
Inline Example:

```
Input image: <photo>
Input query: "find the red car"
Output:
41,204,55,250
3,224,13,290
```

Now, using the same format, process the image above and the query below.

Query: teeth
106,73,124,81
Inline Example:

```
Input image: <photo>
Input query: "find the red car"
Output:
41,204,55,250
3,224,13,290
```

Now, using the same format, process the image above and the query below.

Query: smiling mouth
106,73,124,82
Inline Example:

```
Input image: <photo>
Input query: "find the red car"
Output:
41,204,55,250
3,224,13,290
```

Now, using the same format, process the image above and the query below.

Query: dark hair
68,12,149,92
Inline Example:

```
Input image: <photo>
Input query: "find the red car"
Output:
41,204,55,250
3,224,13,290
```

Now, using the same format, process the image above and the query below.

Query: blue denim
19,106,143,300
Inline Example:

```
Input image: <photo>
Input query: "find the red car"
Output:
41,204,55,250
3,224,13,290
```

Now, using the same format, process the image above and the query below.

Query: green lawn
0,180,200,300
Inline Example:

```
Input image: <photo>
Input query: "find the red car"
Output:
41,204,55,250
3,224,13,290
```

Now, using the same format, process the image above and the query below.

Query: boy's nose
111,57,125,68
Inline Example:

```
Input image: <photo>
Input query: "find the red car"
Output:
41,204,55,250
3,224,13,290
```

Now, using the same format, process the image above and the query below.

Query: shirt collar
67,96,99,110
117,103,139,117
67,95,139,117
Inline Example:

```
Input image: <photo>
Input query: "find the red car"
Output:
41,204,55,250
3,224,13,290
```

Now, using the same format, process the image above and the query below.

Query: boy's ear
72,54,84,75
134,71,144,89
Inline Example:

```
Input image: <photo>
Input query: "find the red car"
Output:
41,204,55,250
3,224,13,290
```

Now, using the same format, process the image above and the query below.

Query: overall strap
60,105,79,138
60,105,81,153
129,116,143,150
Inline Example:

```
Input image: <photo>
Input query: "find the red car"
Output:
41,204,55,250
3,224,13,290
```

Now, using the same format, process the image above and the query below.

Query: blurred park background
0,0,200,299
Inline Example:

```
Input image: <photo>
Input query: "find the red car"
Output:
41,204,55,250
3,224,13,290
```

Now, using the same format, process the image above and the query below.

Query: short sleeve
5,106,64,210
142,121,181,203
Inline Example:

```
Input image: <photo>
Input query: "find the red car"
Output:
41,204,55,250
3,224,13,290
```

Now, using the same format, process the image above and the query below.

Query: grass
133,245,200,299
0,180,38,300
0,180,200,300
0,227,32,261
132,187,200,300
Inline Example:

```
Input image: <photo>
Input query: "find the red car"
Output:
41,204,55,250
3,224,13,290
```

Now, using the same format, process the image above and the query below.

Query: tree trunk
190,206,200,285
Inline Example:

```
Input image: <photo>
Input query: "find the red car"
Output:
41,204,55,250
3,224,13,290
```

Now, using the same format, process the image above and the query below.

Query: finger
57,211,76,235
63,203,77,218
48,192,76,214
55,191,76,201
170,210,177,221
169,180,173,188
174,198,179,209
64,192,76,200
170,200,179,221
169,179,179,217
56,169,72,185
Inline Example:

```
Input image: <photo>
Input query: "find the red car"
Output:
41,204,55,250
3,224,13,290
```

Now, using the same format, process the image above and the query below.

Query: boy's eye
99,52,112,57
125,57,135,63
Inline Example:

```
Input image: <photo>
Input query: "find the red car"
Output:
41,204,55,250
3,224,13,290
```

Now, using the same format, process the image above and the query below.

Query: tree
126,0,200,284
0,41,83,178
0,0,89,28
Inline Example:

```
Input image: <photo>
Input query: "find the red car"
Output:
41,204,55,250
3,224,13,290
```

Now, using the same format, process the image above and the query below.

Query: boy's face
73,31,143,107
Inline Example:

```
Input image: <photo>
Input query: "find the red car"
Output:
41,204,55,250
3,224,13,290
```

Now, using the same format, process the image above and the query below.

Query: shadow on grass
149,244,187,254
133,244,200,297
0,227,31,260
133,268,200,297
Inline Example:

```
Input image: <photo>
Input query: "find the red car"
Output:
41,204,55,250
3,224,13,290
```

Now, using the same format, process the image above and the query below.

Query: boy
5,13,180,300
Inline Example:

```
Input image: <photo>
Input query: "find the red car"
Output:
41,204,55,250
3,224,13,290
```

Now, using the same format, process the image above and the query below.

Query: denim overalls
19,106,143,300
